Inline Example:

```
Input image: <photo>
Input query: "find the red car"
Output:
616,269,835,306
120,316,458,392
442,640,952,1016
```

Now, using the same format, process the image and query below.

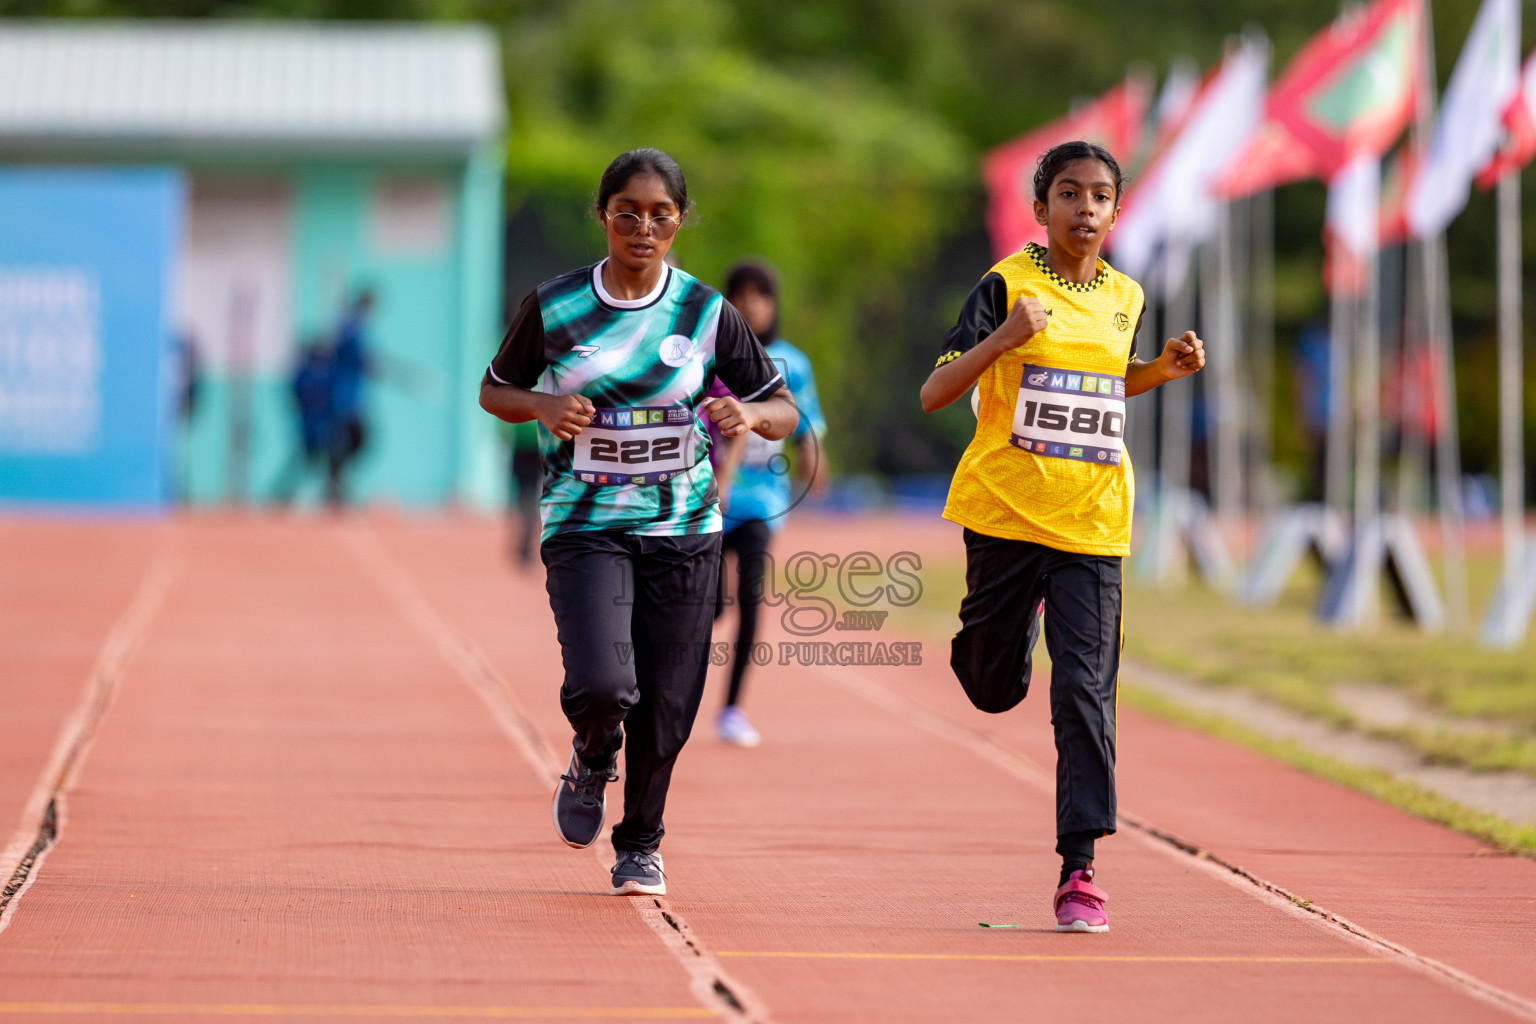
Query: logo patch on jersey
1114,312,1130,331
1065,375,1081,391
598,410,616,426
1098,378,1114,395
1028,371,1049,386
1081,376,1098,392
1050,373,1066,389
659,334,695,368
616,410,632,426
573,344,600,358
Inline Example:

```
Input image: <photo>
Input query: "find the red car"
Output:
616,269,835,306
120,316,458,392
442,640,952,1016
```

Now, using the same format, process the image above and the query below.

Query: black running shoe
610,851,666,895
552,744,617,849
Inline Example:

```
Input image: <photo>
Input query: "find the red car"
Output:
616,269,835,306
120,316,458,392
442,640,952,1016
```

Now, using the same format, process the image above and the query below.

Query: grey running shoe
610,851,666,895
552,745,617,849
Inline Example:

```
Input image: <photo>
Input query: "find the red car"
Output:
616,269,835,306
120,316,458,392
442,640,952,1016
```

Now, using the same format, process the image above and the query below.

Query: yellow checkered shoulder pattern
941,243,1144,556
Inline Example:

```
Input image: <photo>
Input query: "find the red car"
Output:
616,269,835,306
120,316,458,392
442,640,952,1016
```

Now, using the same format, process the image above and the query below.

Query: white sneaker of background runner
716,705,761,747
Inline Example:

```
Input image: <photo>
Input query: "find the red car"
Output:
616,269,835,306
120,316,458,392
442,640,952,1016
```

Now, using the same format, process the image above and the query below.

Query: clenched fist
994,295,1049,351
1159,331,1205,380
539,394,595,441
705,395,750,438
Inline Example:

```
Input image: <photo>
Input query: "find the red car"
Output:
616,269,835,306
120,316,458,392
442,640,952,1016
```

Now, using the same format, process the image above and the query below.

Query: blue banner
0,168,184,510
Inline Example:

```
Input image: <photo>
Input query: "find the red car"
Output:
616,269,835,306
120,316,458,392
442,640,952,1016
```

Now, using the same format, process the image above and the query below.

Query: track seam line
343,526,771,1024
0,542,178,935
810,663,1536,1023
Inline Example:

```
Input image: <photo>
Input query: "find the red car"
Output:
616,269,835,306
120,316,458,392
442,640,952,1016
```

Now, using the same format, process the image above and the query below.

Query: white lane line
343,525,772,1024
810,663,1536,1024
0,543,178,934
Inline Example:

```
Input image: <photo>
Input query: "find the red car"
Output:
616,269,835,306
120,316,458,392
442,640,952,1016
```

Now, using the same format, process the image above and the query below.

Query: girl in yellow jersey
920,141,1204,933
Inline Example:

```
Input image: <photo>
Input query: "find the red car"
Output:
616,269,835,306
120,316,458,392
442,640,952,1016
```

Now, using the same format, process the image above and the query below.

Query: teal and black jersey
486,261,784,541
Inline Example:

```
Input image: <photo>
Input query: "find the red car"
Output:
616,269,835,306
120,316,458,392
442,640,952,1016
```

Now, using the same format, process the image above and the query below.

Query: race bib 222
573,405,700,486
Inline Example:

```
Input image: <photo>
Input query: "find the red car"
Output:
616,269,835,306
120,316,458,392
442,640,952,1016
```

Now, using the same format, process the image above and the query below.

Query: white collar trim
592,259,670,309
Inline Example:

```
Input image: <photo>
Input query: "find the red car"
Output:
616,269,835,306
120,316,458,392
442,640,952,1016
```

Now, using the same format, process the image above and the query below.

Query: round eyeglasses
606,211,680,241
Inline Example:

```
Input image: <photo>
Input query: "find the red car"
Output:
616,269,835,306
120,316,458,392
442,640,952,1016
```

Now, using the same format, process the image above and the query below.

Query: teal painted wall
290,162,462,507
455,144,506,510
176,156,500,508
178,375,292,504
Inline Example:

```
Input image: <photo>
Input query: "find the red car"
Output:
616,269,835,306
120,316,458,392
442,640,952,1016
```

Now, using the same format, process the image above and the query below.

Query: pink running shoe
1054,866,1109,933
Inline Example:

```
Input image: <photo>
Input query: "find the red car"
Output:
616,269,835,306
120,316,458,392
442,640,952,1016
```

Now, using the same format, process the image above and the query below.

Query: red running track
0,513,1530,1023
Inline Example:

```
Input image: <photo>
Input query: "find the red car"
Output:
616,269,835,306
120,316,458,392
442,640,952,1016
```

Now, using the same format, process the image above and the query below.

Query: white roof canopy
0,22,505,153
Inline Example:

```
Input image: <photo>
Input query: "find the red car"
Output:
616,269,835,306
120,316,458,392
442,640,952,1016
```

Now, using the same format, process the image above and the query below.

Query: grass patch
879,541,1536,854
1374,725,1536,775
1127,554,1536,717
1119,554,1536,773
1122,684,1536,859
887,545,1536,775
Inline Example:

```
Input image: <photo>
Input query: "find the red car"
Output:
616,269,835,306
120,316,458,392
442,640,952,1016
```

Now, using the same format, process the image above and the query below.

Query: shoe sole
1055,921,1108,933
611,879,666,896
551,783,605,850
718,733,761,748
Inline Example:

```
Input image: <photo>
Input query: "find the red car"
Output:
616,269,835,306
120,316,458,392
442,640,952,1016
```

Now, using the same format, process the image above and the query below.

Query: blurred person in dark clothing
272,336,335,505
325,288,376,506
708,259,828,747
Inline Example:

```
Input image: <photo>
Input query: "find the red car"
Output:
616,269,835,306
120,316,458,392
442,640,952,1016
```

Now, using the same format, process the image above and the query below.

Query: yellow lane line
716,950,1391,964
0,1006,715,1019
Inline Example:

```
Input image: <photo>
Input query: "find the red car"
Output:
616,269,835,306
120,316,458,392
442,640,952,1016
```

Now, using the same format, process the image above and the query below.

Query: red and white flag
1405,0,1520,236
1477,47,1536,187
1324,153,1383,295
1220,0,1424,197
982,77,1149,260
1110,37,1269,287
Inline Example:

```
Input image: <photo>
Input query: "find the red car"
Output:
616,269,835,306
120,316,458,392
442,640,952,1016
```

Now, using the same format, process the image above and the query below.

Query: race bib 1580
1010,364,1126,466
573,405,700,486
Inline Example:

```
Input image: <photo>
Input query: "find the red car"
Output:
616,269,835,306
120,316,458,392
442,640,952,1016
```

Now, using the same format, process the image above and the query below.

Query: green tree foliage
497,0,969,453
1,0,1518,484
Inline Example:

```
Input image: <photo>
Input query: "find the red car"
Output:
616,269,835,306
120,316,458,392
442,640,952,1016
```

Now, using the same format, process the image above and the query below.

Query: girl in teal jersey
479,149,797,895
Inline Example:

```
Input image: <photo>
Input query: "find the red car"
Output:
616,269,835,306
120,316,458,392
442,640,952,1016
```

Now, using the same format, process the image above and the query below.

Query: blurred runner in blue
710,259,828,747
271,336,335,505
326,288,375,506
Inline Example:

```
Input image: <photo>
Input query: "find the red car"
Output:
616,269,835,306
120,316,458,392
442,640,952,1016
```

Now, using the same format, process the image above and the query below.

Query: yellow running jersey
938,243,1145,556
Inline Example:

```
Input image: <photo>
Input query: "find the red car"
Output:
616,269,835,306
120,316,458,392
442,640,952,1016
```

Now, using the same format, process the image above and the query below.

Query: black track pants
714,518,773,708
542,529,722,854
950,529,1121,837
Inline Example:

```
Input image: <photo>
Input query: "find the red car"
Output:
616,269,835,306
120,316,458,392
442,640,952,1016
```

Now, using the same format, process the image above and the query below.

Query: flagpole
1248,189,1277,518
1156,250,1196,587
1211,200,1245,528
1416,2,1471,634
1396,246,1430,516
1483,168,1527,645
1326,247,1355,526
1423,239,1470,633
1350,206,1384,627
